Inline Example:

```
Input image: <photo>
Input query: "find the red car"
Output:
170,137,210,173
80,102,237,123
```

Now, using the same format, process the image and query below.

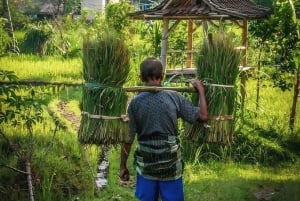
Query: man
119,57,208,201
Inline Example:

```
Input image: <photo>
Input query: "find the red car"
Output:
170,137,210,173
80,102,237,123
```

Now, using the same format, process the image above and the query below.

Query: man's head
140,57,163,82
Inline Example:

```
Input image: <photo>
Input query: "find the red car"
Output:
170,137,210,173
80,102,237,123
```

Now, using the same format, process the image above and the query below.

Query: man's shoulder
129,92,149,105
162,90,178,94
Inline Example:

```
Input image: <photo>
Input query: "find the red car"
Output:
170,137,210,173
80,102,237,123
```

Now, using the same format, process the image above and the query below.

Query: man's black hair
140,57,163,82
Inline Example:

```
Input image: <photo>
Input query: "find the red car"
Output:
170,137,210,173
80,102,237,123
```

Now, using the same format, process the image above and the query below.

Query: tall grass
78,29,131,144
0,89,99,200
243,79,300,134
181,75,300,165
184,33,242,144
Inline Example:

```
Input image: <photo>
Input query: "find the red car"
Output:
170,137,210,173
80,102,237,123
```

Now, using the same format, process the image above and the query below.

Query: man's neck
145,79,162,86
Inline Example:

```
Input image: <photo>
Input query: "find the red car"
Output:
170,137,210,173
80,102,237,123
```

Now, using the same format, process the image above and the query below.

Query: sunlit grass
184,162,300,182
0,54,83,82
68,99,81,116
183,162,300,201
1,99,99,200
243,78,300,134
93,146,300,201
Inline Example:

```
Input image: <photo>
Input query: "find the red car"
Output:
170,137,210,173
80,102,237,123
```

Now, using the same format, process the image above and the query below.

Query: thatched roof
129,0,271,20
39,3,64,15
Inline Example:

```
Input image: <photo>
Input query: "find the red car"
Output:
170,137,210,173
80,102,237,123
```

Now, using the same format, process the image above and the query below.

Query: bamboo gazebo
128,0,271,102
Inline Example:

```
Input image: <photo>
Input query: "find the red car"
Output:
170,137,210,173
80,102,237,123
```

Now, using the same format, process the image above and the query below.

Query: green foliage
105,2,135,35
63,0,81,14
0,70,44,128
182,77,300,166
0,18,11,56
0,0,29,30
0,51,299,200
249,0,299,91
82,30,130,86
0,73,98,200
296,0,300,18
0,70,44,200
138,20,162,57
184,33,242,144
182,130,297,165
79,29,131,144
168,21,188,67
21,22,56,55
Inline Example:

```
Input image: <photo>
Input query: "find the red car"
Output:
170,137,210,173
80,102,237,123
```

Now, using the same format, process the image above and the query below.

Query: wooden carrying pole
124,86,196,93
123,84,234,93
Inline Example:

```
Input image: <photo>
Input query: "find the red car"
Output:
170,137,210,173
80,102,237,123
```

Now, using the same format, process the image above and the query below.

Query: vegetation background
0,0,300,201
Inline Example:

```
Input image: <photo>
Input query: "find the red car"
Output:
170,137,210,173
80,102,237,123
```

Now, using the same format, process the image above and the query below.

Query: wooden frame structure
128,0,271,102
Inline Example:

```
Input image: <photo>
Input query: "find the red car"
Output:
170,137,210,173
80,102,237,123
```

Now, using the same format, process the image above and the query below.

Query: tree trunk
2,0,17,52
255,43,263,114
26,160,35,201
289,66,300,134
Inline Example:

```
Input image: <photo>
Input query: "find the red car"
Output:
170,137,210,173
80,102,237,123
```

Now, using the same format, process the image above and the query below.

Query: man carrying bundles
119,57,208,201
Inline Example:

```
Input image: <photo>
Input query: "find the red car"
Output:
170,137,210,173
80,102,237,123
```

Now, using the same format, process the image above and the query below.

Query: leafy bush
20,22,56,55
0,71,98,200
182,126,298,166
0,18,10,56
105,1,135,35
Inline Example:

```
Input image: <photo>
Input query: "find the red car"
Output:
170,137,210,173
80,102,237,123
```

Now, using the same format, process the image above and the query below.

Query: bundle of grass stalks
184,33,241,144
78,30,130,145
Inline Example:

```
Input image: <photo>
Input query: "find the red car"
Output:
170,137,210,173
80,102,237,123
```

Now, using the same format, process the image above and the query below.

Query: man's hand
191,79,205,93
119,168,130,181
190,79,208,122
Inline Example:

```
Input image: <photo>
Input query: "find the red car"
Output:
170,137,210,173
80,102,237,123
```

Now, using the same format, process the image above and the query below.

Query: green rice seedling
78,29,130,145
0,55,82,83
184,33,242,144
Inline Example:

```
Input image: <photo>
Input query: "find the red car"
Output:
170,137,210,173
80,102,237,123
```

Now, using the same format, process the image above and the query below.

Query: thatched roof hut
129,0,271,101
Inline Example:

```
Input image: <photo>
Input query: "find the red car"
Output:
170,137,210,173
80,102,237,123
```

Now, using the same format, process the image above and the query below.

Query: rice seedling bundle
184,33,241,144
78,30,130,145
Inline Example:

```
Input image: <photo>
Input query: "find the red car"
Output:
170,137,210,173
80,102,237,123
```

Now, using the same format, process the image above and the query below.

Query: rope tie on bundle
85,82,121,90
81,111,129,122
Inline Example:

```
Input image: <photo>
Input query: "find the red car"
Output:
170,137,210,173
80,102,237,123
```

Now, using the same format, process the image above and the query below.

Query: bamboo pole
186,20,193,68
124,86,195,92
161,18,169,71
123,84,234,93
0,81,233,93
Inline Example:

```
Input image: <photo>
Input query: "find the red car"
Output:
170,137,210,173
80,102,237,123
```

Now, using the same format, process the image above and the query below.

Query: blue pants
135,174,184,201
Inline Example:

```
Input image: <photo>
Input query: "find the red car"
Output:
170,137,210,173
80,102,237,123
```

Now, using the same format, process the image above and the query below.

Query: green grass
0,54,83,83
184,162,300,201
0,55,300,201
92,145,300,201
0,103,99,200
243,78,300,134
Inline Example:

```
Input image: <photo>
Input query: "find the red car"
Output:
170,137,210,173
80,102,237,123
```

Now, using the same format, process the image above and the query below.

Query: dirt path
57,101,109,191
57,102,80,130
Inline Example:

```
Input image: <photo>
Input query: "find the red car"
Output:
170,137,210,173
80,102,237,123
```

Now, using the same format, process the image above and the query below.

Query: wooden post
186,20,193,68
161,18,169,72
241,20,248,107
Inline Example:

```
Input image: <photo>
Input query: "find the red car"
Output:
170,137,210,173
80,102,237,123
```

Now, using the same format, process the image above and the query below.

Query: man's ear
139,75,145,82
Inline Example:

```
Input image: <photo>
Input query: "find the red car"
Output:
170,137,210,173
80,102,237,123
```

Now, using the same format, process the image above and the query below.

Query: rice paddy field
0,55,300,201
